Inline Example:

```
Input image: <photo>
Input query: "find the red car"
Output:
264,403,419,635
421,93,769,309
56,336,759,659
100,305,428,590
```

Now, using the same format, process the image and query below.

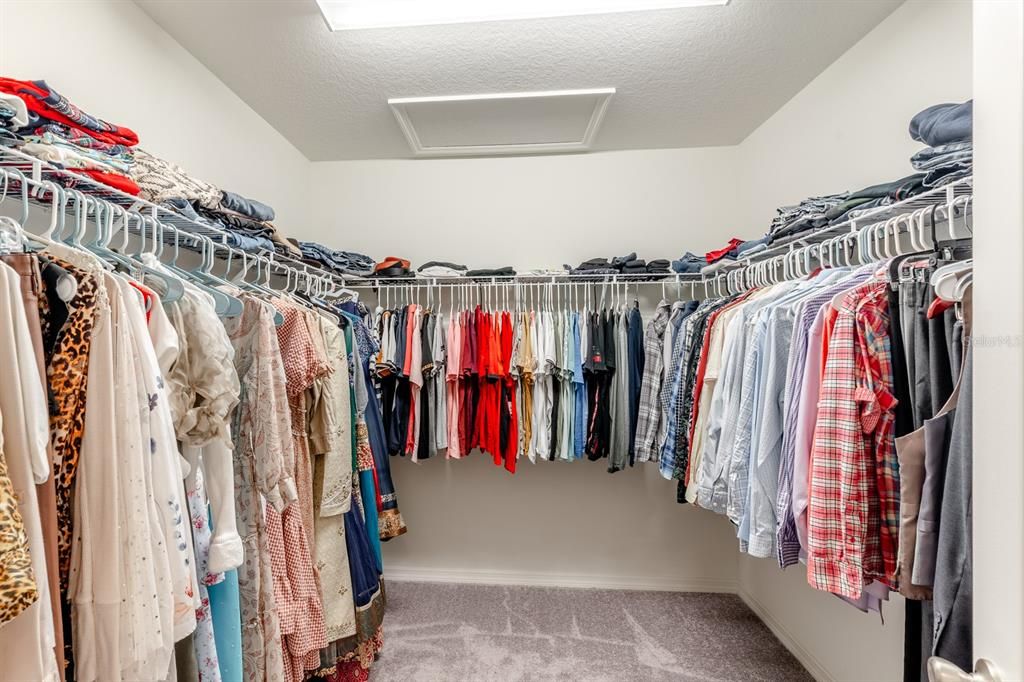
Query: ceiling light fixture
314,0,729,31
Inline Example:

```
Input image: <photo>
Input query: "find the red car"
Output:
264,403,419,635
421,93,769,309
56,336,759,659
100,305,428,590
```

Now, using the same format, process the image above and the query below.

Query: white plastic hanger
931,259,973,302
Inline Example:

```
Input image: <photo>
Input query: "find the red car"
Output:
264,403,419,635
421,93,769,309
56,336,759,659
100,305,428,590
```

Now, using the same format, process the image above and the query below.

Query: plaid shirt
855,285,900,584
634,301,671,463
660,299,718,478
776,269,873,567
807,279,897,599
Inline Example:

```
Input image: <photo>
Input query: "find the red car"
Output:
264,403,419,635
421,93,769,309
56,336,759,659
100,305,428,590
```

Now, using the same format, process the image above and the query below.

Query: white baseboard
384,565,737,594
738,588,834,682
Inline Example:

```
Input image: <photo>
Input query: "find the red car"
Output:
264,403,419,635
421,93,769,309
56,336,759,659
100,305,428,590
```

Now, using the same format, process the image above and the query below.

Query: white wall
306,146,746,591
734,1,972,681
739,0,973,233
308,146,744,269
0,0,311,228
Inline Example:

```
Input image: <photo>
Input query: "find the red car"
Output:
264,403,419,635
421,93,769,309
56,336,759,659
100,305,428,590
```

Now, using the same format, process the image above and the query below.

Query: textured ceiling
136,0,902,161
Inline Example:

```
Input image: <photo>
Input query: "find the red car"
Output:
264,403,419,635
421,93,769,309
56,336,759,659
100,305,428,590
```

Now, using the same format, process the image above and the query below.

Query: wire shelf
0,144,344,286
0,143,973,294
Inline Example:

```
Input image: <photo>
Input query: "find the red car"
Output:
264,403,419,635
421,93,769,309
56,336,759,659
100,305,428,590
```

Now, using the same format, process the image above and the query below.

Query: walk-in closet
0,0,1020,680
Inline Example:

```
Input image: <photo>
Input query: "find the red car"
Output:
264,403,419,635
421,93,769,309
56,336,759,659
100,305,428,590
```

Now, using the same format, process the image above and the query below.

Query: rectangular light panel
315,0,729,31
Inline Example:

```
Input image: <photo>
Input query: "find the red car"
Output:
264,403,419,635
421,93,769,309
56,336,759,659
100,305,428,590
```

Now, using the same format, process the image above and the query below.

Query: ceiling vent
388,88,615,157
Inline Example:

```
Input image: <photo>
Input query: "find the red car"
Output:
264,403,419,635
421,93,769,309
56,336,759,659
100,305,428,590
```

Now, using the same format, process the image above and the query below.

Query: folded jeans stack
909,100,973,188
297,241,376,277
162,198,276,253
671,252,705,274
219,190,275,223
192,189,300,257
767,192,849,243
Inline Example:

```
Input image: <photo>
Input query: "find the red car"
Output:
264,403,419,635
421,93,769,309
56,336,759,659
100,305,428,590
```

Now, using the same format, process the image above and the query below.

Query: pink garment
445,313,463,459
403,305,417,456
408,306,424,462
273,303,330,680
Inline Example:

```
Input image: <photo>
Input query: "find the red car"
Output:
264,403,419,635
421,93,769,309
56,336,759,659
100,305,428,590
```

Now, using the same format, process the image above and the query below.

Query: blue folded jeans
220,190,276,222
298,241,375,276
671,252,704,274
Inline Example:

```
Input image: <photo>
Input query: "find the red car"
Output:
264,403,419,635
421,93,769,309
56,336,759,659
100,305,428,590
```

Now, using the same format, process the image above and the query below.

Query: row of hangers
703,194,974,299
0,166,360,325
369,277,648,317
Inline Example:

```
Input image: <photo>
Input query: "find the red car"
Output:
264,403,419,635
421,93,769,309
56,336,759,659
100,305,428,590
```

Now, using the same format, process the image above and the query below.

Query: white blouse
106,272,173,680
120,277,200,643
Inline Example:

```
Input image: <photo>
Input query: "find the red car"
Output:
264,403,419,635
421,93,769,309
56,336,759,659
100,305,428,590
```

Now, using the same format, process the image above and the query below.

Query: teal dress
207,507,242,682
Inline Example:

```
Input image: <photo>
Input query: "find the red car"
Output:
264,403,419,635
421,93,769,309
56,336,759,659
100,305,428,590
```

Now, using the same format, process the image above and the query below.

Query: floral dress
226,299,287,682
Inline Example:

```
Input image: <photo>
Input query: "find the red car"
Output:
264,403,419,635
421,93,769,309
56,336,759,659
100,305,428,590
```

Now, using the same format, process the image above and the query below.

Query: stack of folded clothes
570,257,619,276
0,78,141,194
568,252,668,278
196,190,300,257
161,198,276,253
909,100,973,188
767,192,849,243
418,261,468,277
824,173,926,226
466,266,516,279
672,252,705,274
132,146,298,256
646,259,670,278
375,257,413,278
297,241,376,277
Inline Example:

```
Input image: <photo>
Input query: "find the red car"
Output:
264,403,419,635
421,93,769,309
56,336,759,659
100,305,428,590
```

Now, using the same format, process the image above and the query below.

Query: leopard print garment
39,258,100,595
0,445,38,626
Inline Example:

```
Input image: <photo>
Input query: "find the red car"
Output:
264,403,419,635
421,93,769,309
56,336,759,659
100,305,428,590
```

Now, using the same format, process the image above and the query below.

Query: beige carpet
371,581,812,681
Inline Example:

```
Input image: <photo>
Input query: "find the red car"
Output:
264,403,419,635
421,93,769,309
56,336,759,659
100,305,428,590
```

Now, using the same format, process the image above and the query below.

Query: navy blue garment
344,494,382,599
909,100,973,147
626,305,645,465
